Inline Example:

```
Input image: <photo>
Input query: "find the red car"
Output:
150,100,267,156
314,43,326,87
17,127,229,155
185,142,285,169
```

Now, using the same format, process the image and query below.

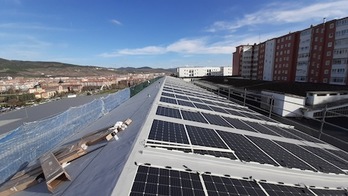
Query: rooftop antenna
323,17,326,24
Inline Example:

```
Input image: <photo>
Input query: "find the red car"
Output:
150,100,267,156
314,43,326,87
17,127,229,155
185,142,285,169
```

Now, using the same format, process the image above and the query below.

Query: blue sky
0,0,348,68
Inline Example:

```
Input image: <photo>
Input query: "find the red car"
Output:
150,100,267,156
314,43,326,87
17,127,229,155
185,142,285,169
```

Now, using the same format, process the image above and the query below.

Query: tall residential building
233,16,348,85
273,32,300,82
331,17,348,85
232,44,259,79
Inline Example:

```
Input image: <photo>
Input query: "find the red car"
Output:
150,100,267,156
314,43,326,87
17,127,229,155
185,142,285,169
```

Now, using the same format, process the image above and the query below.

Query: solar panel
247,136,314,171
156,106,181,119
160,97,177,104
175,94,190,100
221,117,258,132
188,97,203,103
283,128,325,143
245,122,282,136
180,110,208,123
203,175,266,196
201,113,232,127
201,99,217,105
193,103,212,111
264,126,302,140
275,141,345,174
217,130,278,165
225,109,244,117
148,120,189,144
177,100,195,108
209,106,229,114
326,149,348,163
259,183,314,196
130,165,205,196
301,146,348,170
185,125,228,149
161,92,175,97
310,188,348,195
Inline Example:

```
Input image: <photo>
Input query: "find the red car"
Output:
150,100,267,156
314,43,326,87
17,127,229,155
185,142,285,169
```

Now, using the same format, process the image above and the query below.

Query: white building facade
295,28,312,82
331,17,348,85
177,66,233,78
263,39,276,81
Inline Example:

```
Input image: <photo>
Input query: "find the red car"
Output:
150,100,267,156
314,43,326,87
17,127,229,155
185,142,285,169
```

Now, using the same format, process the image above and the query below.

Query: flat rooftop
2,76,347,195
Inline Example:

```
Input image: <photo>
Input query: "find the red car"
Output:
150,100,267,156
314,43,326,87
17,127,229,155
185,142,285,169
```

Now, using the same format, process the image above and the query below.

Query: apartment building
233,16,348,85
176,66,232,78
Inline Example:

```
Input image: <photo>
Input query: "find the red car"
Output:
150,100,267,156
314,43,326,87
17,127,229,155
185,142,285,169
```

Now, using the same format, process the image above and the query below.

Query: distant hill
0,58,174,77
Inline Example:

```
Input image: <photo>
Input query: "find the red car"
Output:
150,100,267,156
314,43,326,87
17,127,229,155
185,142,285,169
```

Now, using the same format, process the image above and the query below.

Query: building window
330,23,334,29
323,78,328,83
329,33,333,38
327,51,331,56
324,69,329,74
328,42,332,47
325,60,330,66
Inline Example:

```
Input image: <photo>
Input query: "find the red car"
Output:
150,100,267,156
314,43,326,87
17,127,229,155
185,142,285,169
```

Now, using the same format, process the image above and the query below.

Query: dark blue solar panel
221,117,258,132
201,99,216,105
217,130,278,165
131,166,204,196
193,103,212,111
180,110,208,123
326,149,348,163
244,122,281,136
177,100,195,108
209,106,229,114
264,126,301,140
301,146,348,170
247,136,314,171
161,92,175,97
225,109,244,117
203,175,266,196
175,94,190,100
156,106,181,119
283,128,325,143
310,188,348,196
160,97,177,104
275,141,345,174
260,183,314,196
148,120,189,144
186,125,228,149
188,97,203,103
201,113,232,127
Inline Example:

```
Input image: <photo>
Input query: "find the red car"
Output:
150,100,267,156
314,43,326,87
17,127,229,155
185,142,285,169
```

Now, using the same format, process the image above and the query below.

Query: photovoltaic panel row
185,125,228,149
326,149,348,163
202,113,232,127
148,120,189,144
282,128,325,143
193,102,212,111
246,136,314,171
156,106,181,119
225,108,244,117
245,122,282,136
259,182,314,196
175,94,189,100
160,97,177,104
275,141,345,174
263,126,301,140
177,100,195,108
188,97,203,103
221,117,258,133
217,130,278,165
161,92,175,97
130,166,205,196
311,188,348,195
209,105,230,114
203,175,266,196
180,110,208,123
301,145,348,170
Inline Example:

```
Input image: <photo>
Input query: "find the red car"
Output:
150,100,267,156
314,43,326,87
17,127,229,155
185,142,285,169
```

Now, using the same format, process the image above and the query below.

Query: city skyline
1,0,348,68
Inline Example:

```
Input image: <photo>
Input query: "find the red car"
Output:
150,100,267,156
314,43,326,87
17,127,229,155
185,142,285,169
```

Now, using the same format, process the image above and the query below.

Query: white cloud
0,22,72,31
100,38,235,57
206,0,348,32
110,19,122,26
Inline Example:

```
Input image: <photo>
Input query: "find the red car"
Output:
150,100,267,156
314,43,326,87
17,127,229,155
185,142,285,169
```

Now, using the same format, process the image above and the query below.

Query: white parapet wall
261,91,305,117
306,91,348,106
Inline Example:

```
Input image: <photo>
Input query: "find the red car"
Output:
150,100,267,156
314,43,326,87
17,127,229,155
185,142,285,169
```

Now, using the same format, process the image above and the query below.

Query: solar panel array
126,77,348,196
130,165,347,196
